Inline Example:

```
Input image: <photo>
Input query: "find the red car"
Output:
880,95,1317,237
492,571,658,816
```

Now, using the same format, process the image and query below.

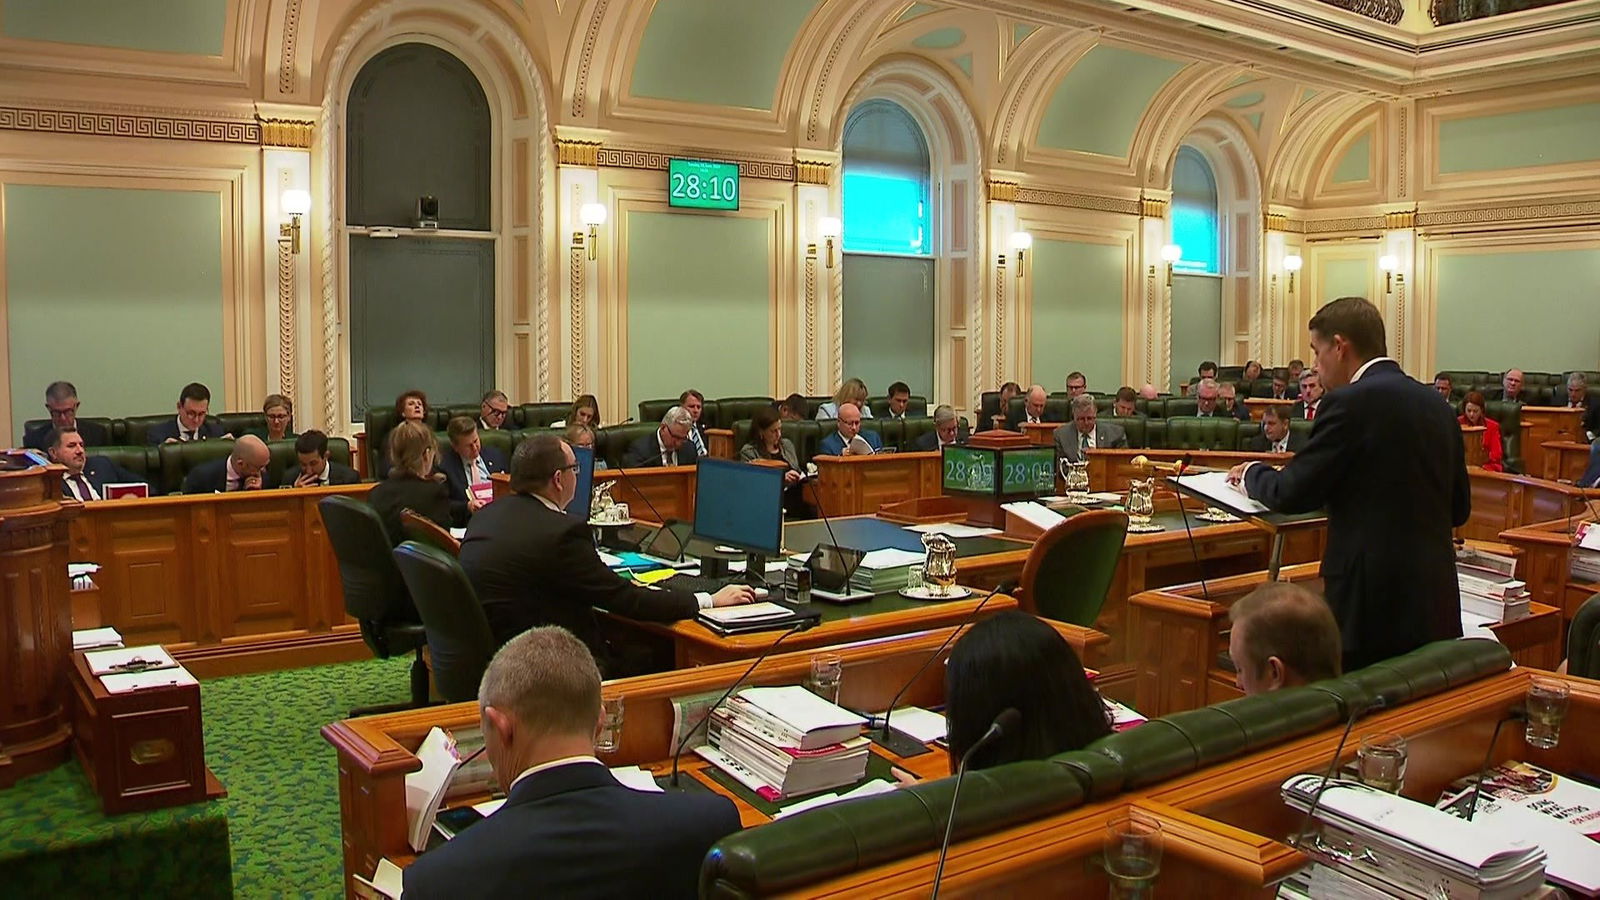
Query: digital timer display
942,445,1055,497
667,158,740,211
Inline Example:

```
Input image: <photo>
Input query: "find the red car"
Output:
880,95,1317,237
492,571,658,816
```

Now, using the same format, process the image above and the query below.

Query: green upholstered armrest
1209,689,1343,747
1080,719,1198,790
1309,638,1511,716
158,439,235,494
700,759,1084,899
1570,594,1600,679
88,445,161,485
1052,749,1126,800
1163,416,1240,451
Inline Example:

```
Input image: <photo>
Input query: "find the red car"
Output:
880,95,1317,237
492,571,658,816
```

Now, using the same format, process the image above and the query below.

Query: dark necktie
73,474,94,501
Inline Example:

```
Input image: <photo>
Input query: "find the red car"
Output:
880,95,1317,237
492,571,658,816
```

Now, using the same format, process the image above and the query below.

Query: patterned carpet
200,654,414,898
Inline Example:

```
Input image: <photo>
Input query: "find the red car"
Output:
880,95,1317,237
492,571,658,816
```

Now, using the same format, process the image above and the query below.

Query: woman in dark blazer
737,406,812,518
367,420,451,547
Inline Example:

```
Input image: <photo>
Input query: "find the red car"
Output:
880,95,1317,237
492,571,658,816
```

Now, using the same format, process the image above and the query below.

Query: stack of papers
697,601,811,634
774,779,895,818
404,728,467,852
1104,697,1147,732
1170,471,1269,515
850,548,925,593
72,626,123,650
1457,563,1530,623
696,685,870,800
905,522,1001,539
877,706,947,743
1571,523,1600,582
1437,761,1600,896
85,644,196,694
68,562,100,590
1001,500,1067,534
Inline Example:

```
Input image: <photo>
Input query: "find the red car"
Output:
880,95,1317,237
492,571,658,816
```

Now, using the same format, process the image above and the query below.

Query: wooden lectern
0,455,80,788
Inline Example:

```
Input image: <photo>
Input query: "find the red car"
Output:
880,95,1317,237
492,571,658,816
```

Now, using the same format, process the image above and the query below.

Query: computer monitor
692,458,784,556
565,445,595,521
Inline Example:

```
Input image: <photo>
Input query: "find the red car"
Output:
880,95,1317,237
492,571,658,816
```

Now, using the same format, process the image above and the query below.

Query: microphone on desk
868,579,1019,759
930,707,1021,900
604,417,679,549
668,618,816,788
1288,692,1391,852
1462,704,1542,822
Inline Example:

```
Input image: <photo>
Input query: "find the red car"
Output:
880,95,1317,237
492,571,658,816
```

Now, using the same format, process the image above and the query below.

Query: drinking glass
1104,813,1162,900
1525,677,1570,749
596,696,624,753
807,653,844,704
1357,733,1407,794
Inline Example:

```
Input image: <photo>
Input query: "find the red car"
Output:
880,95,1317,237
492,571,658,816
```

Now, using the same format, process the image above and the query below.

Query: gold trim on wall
277,241,296,399
557,139,602,167
597,147,797,181
0,105,261,144
260,117,313,149
1014,187,1142,216
1385,209,1417,229
988,179,1018,202
1139,197,1168,218
570,242,586,400
795,160,831,185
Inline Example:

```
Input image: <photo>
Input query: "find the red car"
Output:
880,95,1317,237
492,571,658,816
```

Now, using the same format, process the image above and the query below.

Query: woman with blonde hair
816,377,873,420
367,420,451,550
551,394,601,429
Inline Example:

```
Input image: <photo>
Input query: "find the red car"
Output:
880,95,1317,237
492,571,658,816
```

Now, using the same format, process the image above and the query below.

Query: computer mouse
749,587,769,600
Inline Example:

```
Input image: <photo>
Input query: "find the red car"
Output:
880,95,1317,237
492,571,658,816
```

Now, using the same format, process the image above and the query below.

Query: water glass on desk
1525,676,1569,749
807,653,843,704
596,696,624,753
1104,812,1162,900
1357,733,1407,794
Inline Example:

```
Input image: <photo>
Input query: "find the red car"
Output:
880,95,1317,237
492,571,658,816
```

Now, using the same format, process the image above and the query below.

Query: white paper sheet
904,523,1002,539
99,667,197,694
857,548,925,569
609,765,665,793
1169,470,1270,515
1001,500,1066,532
449,527,466,540
699,602,795,623
72,626,123,650
85,644,176,676
880,706,947,742
774,779,896,818
68,562,101,577
405,727,464,852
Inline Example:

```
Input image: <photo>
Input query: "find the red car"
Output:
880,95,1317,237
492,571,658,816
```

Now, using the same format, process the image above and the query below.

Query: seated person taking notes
438,416,509,527
1053,395,1128,464
48,426,143,501
460,434,752,671
402,627,741,900
283,430,360,487
818,402,880,456
1227,582,1342,695
147,382,229,443
181,435,273,493
622,407,699,468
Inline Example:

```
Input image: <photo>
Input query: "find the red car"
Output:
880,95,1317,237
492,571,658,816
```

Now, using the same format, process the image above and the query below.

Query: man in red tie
1294,370,1323,420
47,426,144,502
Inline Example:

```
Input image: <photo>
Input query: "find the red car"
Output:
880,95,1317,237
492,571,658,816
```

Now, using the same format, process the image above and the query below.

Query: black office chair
1568,593,1600,679
318,495,430,715
393,541,497,703
1017,509,1130,627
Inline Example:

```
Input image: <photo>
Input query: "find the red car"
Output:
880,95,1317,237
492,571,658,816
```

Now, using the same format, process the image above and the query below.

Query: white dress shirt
64,470,100,502
175,416,199,441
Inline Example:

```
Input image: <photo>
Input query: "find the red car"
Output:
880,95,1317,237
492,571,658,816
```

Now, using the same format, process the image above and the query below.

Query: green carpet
201,654,415,898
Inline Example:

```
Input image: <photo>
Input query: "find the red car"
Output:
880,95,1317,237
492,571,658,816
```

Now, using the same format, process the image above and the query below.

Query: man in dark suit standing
47,426,144,501
622,407,700,468
146,382,229,444
1247,406,1306,454
24,382,111,449
283,430,360,487
181,435,274,493
1229,297,1469,672
438,416,510,526
403,626,741,899
461,434,752,667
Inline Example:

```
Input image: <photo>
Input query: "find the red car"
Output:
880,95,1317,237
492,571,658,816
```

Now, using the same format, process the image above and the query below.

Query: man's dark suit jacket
1244,360,1469,672
1571,394,1600,438
403,761,740,900
146,418,227,444
911,427,967,452
622,431,699,468
438,446,510,526
282,462,361,487
181,457,277,494
1291,400,1321,420
62,456,145,500
460,493,699,664
24,419,110,450
367,474,451,547
1004,409,1042,432
1248,430,1308,454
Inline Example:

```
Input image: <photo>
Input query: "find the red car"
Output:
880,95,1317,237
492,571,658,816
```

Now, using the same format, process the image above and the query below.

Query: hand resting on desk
711,585,757,607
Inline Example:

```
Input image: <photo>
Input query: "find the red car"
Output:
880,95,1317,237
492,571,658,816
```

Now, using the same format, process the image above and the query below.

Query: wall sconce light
818,217,842,268
579,203,607,261
280,189,310,255
1283,253,1302,294
1378,254,1398,294
1009,231,1033,278
1160,243,1182,287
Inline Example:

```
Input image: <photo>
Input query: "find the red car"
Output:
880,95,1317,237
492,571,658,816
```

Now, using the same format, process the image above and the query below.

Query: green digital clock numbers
668,158,740,211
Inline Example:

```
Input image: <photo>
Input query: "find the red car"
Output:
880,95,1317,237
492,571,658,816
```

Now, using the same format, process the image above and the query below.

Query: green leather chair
517,402,571,428
1135,397,1166,418
868,396,929,418
713,397,777,429
1017,509,1129,627
393,541,495,704
1103,415,1146,448
216,412,268,438
1163,417,1240,451
900,417,939,450
1145,418,1168,448
86,445,162,491
785,420,823,466
1482,400,1525,473
596,422,663,468
22,416,122,446
265,437,353,486
160,439,236,494
363,406,451,474
1163,398,1199,418
1568,593,1600,679
637,398,679,424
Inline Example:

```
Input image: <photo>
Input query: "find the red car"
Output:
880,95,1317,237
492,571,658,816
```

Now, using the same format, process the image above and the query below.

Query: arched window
1171,146,1219,275
841,100,931,255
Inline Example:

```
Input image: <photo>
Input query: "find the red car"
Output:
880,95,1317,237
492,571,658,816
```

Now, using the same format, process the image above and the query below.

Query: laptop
806,544,875,603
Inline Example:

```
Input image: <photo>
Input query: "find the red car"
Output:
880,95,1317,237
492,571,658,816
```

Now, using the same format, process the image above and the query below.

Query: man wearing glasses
478,389,513,431
25,381,110,450
622,407,699,468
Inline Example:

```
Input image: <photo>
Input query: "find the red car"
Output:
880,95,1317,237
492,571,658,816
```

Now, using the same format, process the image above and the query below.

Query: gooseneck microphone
930,707,1022,899
668,618,815,788
1289,694,1388,850
869,579,1019,759
1463,708,1531,822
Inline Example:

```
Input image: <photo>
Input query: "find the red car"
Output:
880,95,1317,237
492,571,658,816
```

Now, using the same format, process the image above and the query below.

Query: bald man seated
180,435,275,493
1227,582,1342,695
1006,384,1049,431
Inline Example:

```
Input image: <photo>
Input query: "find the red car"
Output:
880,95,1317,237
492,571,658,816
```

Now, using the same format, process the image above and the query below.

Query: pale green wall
1320,258,1372,305
626,212,771,412
1439,103,1600,174
1170,275,1222,393
631,0,820,110
1036,46,1185,157
841,255,934,401
3,0,226,55
1331,133,1371,184
1029,239,1124,391
1434,248,1600,372
6,185,224,439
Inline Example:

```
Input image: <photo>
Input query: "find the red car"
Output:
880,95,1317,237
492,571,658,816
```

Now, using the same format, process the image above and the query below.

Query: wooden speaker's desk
1458,468,1600,544
1541,439,1593,483
66,483,376,676
1127,562,1565,717
809,451,941,517
1462,424,1488,467
1519,406,1583,481
320,621,1090,897
1499,508,1599,632
1087,448,1288,494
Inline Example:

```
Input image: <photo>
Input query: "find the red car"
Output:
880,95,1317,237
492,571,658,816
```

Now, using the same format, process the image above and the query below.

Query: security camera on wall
416,195,439,229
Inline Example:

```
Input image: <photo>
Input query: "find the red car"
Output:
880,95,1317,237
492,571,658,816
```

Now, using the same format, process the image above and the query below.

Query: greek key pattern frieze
1014,187,1141,216
0,106,261,144
596,148,795,181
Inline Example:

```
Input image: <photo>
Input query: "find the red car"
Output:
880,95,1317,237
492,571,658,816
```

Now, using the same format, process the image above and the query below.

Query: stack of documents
68,562,100,590
1457,563,1530,623
696,685,869,800
1281,774,1547,898
72,626,123,650
697,602,810,635
84,644,196,694
1572,523,1600,582
849,548,925,593
1436,761,1600,896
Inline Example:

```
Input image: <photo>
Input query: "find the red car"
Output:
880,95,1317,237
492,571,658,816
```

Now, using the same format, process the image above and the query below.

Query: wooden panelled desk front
66,483,377,677
1499,508,1599,633
1518,407,1583,481
1462,424,1488,467
1541,439,1592,483
808,452,942,517
1457,468,1600,543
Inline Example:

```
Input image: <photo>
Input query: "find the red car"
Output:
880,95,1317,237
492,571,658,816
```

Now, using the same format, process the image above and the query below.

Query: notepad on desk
1170,470,1269,515
99,667,197,694
700,602,797,624
84,644,177,676
72,626,123,651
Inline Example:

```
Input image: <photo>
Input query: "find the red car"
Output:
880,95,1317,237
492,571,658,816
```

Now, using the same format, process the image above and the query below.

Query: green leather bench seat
1104,415,1146,448
714,397,777,429
700,759,1084,899
1163,416,1240,451
22,416,122,445
159,440,235,494
519,402,572,428
87,445,162,488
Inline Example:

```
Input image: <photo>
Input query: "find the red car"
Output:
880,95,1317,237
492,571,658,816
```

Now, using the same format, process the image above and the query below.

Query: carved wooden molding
277,242,296,398
1145,266,1158,384
0,105,260,144
1140,197,1169,218
571,0,609,119
988,179,1019,202
557,139,601,167
1384,209,1417,229
260,117,313,149
279,0,303,95
597,147,797,181
804,247,819,392
1305,215,1387,234
1395,273,1407,370
1014,186,1142,216
570,242,585,400
995,255,1007,381
795,159,831,185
